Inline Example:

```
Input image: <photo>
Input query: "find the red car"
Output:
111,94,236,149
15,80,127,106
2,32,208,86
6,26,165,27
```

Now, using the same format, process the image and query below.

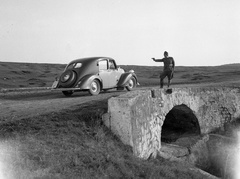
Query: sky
0,0,240,66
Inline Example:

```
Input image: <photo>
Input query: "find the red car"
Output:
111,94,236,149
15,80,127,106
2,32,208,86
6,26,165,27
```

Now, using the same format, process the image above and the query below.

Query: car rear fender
117,72,137,87
77,74,102,89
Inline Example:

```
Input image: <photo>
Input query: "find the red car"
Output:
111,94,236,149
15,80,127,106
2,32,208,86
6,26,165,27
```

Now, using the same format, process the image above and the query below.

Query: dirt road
0,89,126,121
1,80,237,122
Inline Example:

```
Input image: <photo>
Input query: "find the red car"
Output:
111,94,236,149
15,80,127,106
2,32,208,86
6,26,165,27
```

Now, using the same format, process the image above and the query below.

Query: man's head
164,51,168,57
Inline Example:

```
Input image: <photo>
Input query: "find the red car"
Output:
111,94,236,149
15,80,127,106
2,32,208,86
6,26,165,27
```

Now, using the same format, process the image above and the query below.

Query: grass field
0,100,213,179
0,61,240,89
0,61,239,178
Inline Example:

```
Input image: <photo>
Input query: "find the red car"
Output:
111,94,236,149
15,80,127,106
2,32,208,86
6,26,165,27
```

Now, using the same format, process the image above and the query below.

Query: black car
51,57,139,96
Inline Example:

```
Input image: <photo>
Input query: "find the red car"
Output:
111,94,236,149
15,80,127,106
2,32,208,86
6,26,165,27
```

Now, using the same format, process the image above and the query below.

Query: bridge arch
161,104,201,143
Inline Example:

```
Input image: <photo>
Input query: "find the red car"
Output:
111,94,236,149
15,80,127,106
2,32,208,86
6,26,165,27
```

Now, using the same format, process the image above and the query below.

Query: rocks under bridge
103,87,240,160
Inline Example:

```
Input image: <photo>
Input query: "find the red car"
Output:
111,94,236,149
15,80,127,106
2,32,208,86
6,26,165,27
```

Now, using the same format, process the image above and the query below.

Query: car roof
69,57,113,64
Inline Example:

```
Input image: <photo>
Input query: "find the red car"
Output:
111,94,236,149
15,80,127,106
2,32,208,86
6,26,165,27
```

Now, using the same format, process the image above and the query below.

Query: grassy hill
0,62,65,88
121,64,240,87
0,61,239,89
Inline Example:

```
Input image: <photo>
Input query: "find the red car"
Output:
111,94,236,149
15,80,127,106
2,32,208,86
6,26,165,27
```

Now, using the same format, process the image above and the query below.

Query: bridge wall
103,87,240,159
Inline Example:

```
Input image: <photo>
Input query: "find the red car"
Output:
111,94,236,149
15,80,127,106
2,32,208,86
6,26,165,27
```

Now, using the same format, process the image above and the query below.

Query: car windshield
66,62,82,70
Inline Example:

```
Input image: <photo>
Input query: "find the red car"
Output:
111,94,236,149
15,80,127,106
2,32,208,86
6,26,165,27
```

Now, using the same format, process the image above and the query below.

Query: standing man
152,51,175,88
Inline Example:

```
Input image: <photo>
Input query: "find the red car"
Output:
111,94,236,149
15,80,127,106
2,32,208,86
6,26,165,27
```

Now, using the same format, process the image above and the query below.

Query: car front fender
117,72,137,87
77,74,101,89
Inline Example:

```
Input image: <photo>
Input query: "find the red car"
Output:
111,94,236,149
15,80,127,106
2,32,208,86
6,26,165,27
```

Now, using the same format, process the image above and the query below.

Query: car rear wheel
62,90,73,97
126,77,136,91
89,80,100,95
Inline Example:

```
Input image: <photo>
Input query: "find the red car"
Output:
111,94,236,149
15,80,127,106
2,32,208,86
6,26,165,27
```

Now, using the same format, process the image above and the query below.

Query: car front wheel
126,77,136,91
89,80,101,95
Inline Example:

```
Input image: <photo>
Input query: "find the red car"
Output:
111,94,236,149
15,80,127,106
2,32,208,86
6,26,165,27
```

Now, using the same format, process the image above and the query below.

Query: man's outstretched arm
152,58,164,62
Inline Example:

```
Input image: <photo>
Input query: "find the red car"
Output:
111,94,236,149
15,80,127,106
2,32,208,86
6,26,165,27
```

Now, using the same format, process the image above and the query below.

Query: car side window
74,63,82,68
109,60,116,70
98,60,107,70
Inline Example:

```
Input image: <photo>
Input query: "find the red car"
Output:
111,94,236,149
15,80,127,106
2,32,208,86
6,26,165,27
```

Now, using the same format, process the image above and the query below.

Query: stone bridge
103,87,240,159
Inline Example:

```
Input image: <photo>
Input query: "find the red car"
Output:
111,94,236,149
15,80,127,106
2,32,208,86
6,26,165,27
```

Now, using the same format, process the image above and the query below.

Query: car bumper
51,87,82,91
51,81,82,91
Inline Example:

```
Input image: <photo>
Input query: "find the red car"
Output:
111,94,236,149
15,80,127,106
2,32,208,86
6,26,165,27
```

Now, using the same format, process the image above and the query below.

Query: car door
98,59,108,88
107,59,122,88
98,59,121,89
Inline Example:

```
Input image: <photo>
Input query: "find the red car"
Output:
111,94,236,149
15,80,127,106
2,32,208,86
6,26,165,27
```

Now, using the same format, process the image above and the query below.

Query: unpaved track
0,90,126,121
1,81,236,122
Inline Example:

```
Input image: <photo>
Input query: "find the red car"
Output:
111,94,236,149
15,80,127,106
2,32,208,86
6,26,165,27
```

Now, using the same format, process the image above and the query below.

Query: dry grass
0,100,210,179
121,64,240,87
1,61,240,89
0,62,65,88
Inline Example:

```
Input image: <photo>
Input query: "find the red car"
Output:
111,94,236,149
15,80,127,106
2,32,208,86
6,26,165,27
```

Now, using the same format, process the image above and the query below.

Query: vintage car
51,57,138,96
